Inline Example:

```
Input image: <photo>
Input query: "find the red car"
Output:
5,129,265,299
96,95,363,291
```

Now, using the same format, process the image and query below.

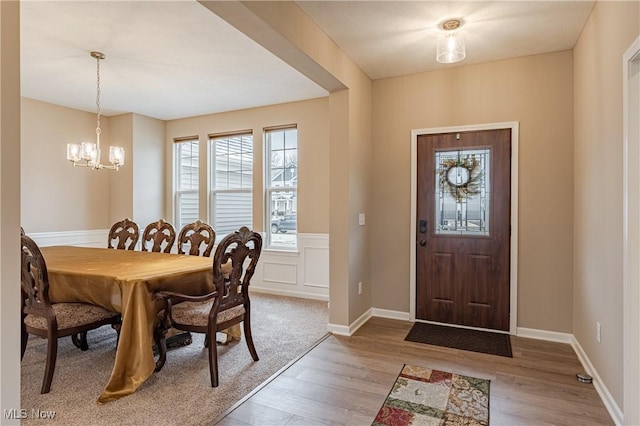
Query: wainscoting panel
28,229,109,248
303,247,329,288
252,233,329,300
262,261,298,286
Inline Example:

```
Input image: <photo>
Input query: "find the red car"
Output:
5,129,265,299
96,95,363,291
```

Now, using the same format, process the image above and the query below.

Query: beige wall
109,113,134,224
109,112,165,228
346,69,373,323
21,98,112,232
132,113,165,226
165,97,330,235
1,0,22,415
573,0,639,412
20,102,165,235
371,51,575,332
329,90,351,325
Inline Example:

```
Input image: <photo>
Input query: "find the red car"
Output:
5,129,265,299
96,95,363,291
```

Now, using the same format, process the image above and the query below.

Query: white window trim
209,133,254,241
264,127,298,250
174,139,200,231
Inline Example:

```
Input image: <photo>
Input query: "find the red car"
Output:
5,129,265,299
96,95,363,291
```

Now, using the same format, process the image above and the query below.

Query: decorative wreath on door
439,156,484,202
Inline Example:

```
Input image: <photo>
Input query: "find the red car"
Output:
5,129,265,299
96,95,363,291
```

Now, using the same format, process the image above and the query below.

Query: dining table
40,245,236,403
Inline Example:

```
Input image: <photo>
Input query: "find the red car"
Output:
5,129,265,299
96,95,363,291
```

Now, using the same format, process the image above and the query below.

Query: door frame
410,121,519,334
622,35,640,425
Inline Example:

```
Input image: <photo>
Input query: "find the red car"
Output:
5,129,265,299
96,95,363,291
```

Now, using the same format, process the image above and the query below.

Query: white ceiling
20,1,595,121
296,1,595,80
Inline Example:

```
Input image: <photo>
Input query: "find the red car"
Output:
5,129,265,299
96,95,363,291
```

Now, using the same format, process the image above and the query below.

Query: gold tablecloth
40,246,234,403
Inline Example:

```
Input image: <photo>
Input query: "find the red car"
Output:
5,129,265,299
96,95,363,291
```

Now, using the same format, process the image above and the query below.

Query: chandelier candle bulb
66,143,81,163
109,146,125,166
80,142,97,162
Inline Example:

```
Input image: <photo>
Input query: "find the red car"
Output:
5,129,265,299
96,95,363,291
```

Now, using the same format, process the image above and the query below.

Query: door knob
419,240,426,246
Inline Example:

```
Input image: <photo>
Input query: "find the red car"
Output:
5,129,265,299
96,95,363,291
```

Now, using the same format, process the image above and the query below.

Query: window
174,138,199,230
265,127,297,248
210,133,253,240
435,148,491,236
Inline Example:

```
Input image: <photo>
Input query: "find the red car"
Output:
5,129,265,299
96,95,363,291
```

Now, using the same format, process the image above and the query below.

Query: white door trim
623,35,640,426
410,122,519,334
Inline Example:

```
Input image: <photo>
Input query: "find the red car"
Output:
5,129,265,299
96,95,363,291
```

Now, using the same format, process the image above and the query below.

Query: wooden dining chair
177,220,216,257
20,234,121,394
141,219,176,253
107,218,140,250
153,226,263,387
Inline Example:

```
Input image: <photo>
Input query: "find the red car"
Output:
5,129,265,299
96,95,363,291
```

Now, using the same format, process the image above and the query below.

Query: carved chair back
21,234,55,323
108,218,140,250
141,219,176,253
213,226,262,314
177,220,216,257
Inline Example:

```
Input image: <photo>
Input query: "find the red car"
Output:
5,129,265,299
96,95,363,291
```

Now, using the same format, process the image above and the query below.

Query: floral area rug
373,364,490,426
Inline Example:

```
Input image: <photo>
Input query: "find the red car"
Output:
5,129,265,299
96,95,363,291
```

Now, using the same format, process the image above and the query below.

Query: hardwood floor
215,317,613,425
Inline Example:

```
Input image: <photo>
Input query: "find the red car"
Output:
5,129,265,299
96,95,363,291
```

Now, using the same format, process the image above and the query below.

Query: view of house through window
265,127,297,248
210,133,253,241
174,138,199,231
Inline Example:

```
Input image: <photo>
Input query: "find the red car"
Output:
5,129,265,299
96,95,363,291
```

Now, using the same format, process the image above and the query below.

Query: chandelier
436,19,466,64
66,51,124,170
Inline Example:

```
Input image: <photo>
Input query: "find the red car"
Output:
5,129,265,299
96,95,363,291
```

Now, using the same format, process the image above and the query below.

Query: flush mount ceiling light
67,51,125,170
436,18,466,64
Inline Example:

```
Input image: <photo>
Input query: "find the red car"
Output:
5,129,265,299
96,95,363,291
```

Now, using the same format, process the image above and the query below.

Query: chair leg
208,329,219,387
42,330,58,394
71,333,80,349
153,324,168,373
243,311,259,362
112,316,122,348
21,322,28,361
71,332,89,351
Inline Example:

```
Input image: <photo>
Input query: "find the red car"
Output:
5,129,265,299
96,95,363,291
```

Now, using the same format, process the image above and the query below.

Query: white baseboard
516,327,573,343
371,308,411,321
28,229,108,248
517,327,621,424
250,286,329,302
328,308,373,336
349,308,372,335
571,336,623,425
327,323,350,336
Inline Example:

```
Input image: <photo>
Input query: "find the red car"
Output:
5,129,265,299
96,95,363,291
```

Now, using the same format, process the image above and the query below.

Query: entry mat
404,322,512,357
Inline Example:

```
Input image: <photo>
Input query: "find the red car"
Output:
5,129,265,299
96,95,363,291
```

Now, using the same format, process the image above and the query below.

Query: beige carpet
20,292,329,425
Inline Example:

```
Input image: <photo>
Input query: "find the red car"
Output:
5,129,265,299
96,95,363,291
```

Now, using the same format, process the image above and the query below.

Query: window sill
264,247,300,256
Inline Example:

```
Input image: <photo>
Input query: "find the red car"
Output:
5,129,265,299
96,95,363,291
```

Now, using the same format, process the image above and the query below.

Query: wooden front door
416,129,511,331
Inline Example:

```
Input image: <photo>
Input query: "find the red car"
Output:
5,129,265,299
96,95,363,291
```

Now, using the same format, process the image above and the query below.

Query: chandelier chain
96,55,101,136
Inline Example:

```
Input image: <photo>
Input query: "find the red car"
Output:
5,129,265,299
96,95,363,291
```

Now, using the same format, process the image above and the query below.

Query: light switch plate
359,213,365,226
